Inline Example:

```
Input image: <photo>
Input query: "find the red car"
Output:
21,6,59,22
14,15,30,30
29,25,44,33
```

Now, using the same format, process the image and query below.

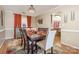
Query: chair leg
44,50,46,54
27,47,29,54
35,44,38,53
24,40,26,50
31,42,34,54
21,39,23,46
51,47,53,54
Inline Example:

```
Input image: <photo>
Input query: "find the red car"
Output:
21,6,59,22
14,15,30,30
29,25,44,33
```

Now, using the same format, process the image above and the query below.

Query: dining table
26,30,47,53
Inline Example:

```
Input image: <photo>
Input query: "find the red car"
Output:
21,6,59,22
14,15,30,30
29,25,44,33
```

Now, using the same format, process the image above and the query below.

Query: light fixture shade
28,5,35,13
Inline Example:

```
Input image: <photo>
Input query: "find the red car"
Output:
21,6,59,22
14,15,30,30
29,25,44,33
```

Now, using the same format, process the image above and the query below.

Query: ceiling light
28,5,36,13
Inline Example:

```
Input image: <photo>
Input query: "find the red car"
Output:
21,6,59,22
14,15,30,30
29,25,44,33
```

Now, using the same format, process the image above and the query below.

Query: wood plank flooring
54,31,79,54
0,31,79,54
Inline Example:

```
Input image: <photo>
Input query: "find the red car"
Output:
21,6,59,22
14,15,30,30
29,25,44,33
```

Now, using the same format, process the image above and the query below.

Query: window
21,16,27,28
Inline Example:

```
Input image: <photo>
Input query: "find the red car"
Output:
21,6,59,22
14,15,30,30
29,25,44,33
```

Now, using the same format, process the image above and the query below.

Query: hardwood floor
54,31,79,54
61,44,79,54
0,31,79,54
0,31,22,54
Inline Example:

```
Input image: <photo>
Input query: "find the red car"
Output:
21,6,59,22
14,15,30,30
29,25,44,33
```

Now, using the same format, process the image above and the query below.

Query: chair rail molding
0,29,5,32
61,29,79,32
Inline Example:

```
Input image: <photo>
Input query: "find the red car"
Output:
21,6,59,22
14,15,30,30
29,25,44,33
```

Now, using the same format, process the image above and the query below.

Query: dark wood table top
26,31,47,42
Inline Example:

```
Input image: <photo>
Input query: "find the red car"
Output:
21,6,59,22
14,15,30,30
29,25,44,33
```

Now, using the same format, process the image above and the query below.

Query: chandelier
28,5,36,13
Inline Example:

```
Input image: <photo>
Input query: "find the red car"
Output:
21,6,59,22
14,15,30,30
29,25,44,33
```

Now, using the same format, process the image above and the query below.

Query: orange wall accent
27,16,32,28
14,14,21,38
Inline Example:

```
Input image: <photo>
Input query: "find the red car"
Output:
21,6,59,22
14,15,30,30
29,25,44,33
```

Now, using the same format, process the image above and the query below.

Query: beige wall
35,5,79,48
55,6,79,48
4,11,36,39
4,11,14,39
35,13,51,28
61,31,79,49
1,5,79,48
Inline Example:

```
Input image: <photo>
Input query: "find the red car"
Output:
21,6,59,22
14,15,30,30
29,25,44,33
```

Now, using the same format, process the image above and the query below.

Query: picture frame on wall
37,18,43,24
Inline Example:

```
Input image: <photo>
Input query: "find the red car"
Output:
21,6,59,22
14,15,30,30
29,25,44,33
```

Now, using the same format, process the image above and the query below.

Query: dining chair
22,29,31,53
19,28,29,53
37,30,57,54
19,28,24,46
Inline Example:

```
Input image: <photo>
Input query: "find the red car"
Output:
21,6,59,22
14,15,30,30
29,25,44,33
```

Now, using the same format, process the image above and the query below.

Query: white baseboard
61,29,79,32
61,41,79,49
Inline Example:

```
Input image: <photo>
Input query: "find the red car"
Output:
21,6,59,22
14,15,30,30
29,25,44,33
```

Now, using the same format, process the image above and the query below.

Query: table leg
31,41,34,54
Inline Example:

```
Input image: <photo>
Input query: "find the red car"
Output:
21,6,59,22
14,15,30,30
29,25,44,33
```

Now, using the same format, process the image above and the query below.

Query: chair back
22,29,29,46
45,30,57,50
19,28,24,39
22,29,30,53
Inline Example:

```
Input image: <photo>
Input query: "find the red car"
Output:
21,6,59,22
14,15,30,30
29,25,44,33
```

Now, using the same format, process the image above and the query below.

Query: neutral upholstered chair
37,30,57,54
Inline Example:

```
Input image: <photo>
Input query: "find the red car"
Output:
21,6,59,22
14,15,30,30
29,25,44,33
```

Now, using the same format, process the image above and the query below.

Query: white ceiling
2,5,58,16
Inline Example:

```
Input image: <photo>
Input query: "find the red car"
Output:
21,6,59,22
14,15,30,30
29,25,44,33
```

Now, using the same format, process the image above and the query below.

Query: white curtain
21,15,27,28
